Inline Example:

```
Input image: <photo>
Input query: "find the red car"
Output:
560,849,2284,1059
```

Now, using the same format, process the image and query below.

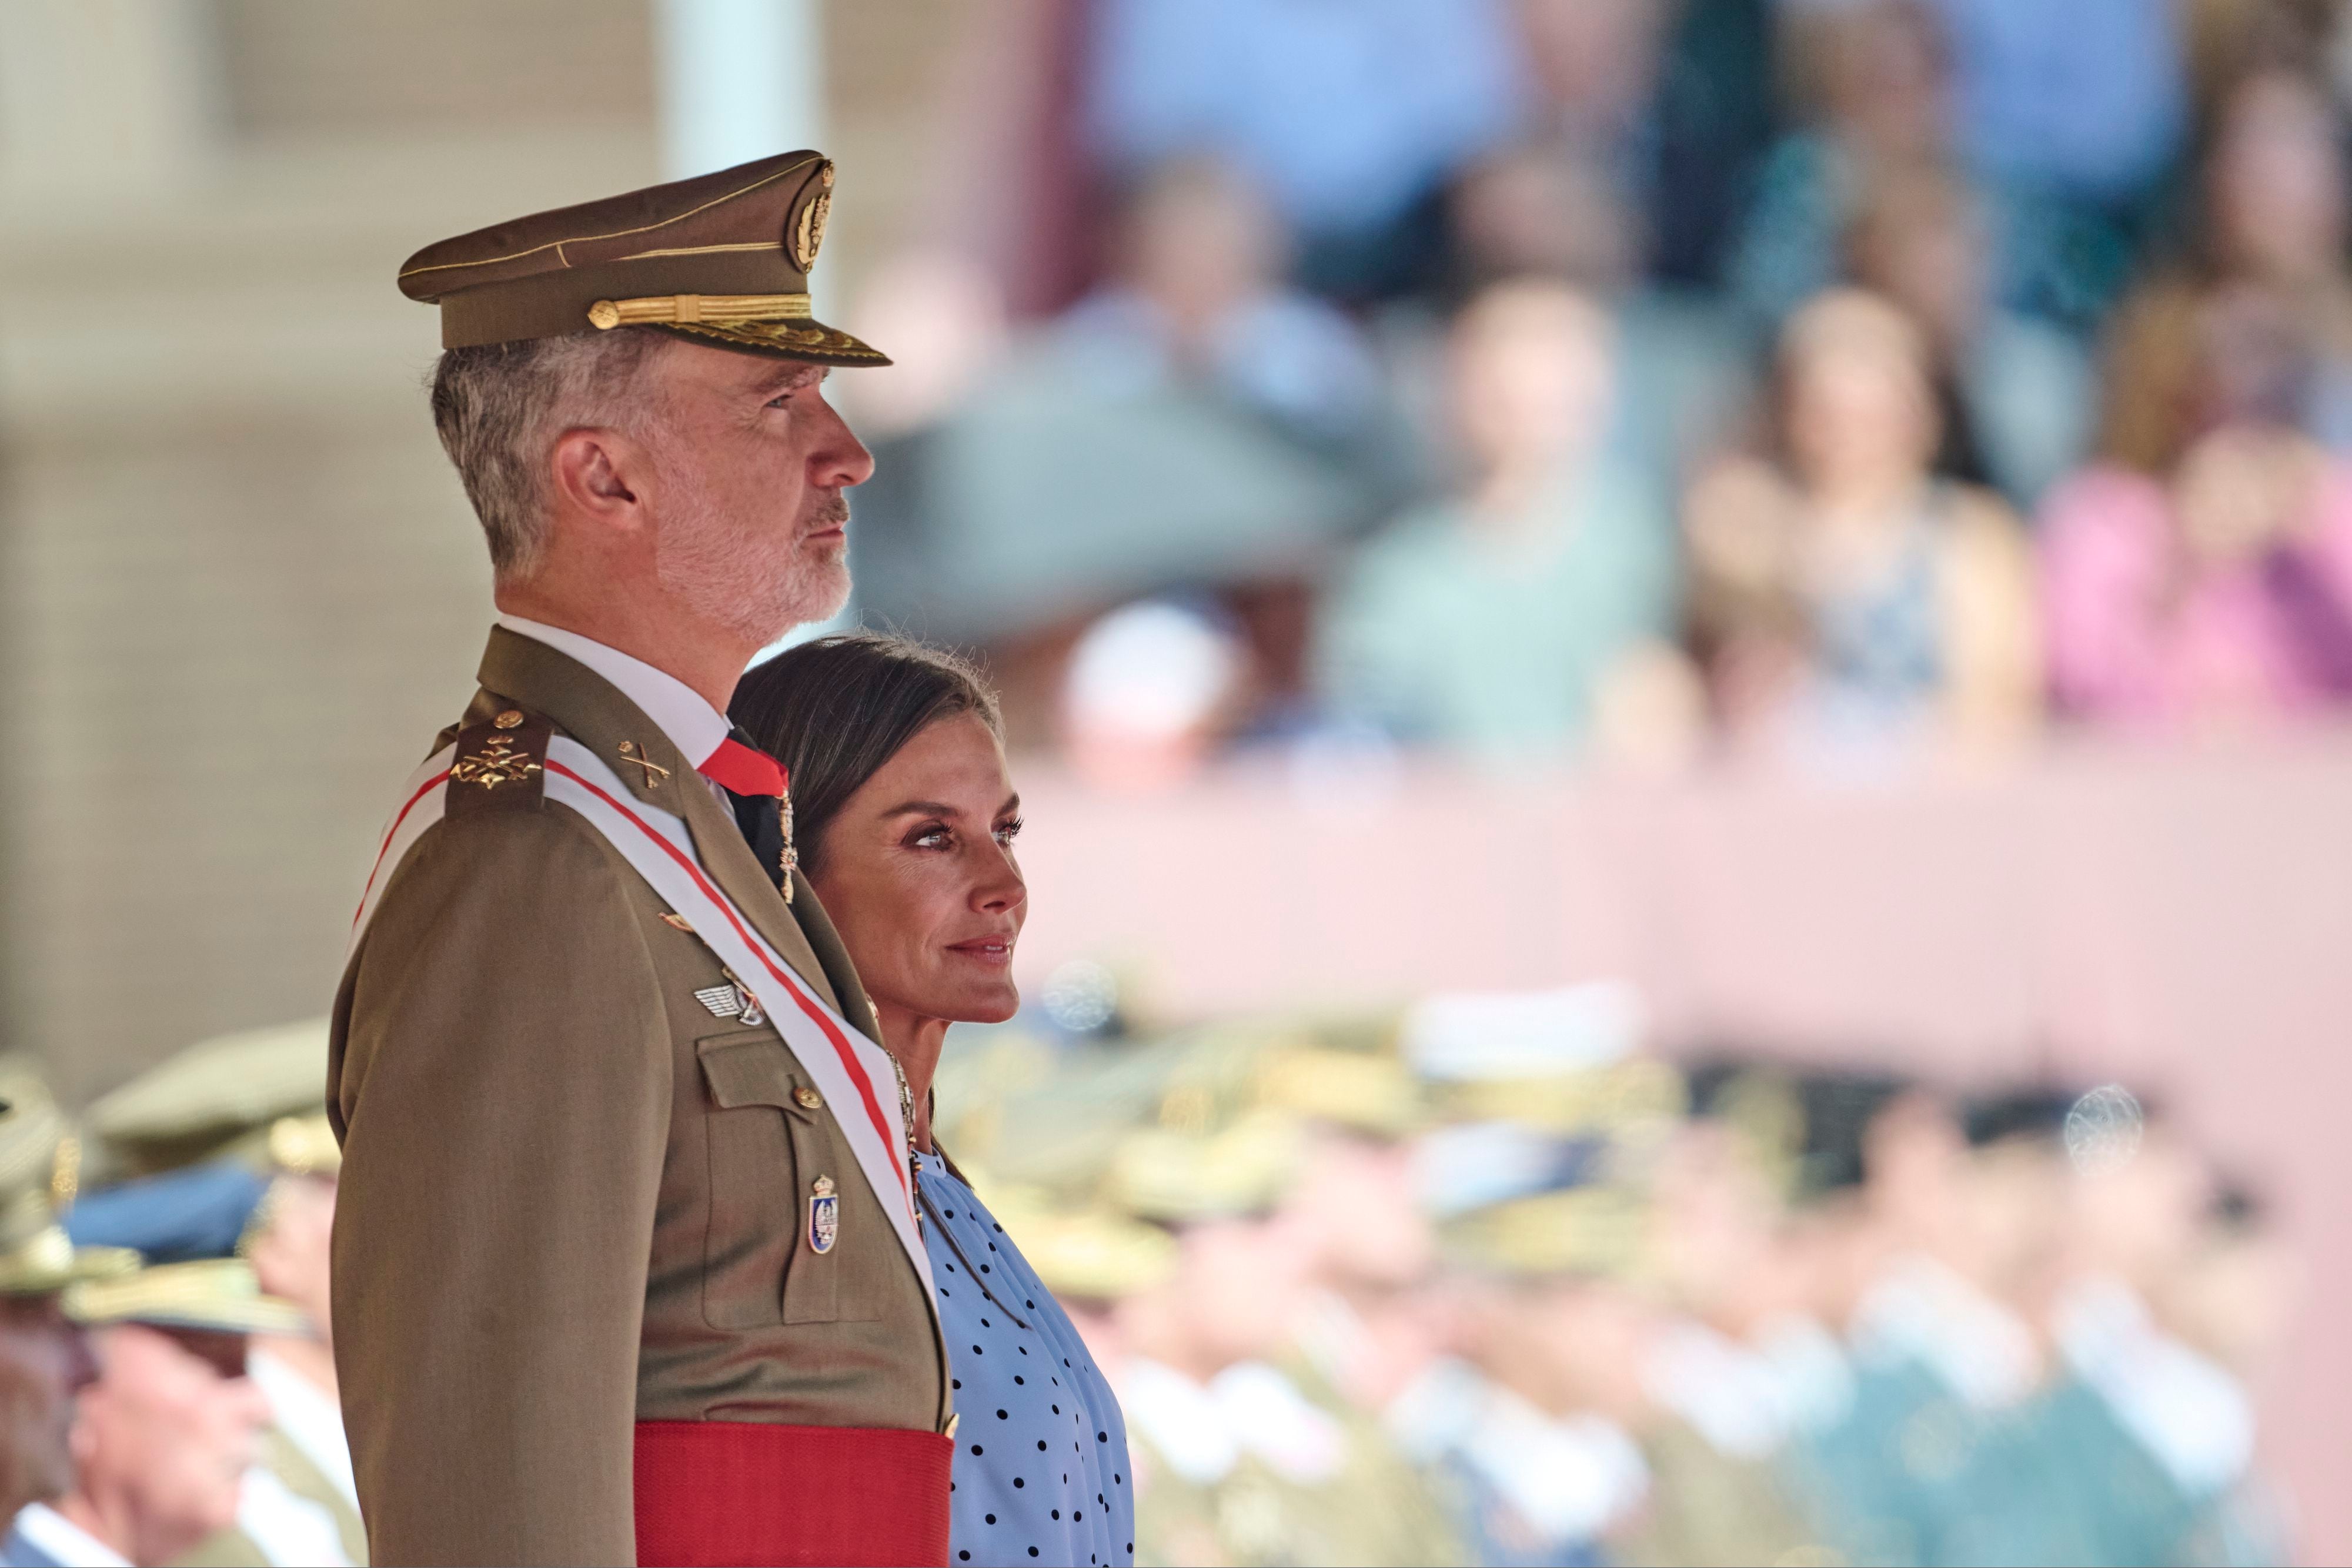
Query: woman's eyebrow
997,793,1022,817
881,800,961,819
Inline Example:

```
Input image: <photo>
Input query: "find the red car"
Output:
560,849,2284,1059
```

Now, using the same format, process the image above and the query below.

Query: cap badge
692,969,767,1028
808,1175,839,1255
792,189,830,272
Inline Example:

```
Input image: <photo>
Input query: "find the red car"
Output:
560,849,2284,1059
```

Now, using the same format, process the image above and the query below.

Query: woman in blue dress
732,634,1135,1568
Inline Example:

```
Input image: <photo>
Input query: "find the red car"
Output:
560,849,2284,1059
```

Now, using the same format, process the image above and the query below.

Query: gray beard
654,479,850,646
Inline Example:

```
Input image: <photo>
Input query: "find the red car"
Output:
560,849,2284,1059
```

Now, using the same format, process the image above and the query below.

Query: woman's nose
973,849,1025,915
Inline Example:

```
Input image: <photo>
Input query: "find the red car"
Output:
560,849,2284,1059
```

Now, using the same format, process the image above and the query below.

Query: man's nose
811,400,875,490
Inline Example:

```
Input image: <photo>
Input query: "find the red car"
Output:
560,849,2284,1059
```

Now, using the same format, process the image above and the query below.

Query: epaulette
445,706,551,818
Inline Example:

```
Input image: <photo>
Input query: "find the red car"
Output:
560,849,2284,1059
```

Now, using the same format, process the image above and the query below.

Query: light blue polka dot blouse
919,1152,1135,1567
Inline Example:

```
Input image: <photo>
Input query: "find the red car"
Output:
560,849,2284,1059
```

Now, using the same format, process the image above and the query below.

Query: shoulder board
444,707,552,817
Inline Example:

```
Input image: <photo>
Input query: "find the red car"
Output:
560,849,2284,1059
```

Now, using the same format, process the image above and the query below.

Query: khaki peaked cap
397,150,888,366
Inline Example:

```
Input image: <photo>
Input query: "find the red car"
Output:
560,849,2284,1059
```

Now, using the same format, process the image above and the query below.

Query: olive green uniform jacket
328,628,951,1565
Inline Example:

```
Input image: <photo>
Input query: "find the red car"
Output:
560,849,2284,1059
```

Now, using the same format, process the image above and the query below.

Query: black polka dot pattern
923,1151,1131,1567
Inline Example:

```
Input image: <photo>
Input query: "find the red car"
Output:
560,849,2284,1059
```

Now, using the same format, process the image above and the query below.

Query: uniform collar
495,614,731,767
11,1504,130,1568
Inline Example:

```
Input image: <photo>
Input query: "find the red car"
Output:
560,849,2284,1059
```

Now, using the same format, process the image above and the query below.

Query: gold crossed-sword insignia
616,740,671,787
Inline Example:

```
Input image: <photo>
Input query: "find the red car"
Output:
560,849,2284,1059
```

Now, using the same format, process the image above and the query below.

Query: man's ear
548,427,645,531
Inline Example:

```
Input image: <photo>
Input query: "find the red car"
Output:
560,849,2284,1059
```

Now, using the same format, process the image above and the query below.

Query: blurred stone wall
0,0,977,1103
0,0,666,1104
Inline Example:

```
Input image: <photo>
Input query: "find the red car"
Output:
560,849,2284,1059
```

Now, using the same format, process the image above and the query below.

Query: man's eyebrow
754,363,826,396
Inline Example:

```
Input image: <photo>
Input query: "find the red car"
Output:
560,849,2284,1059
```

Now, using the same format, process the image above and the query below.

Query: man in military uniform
66,1022,363,1565
330,151,950,1564
0,1062,139,1568
1107,1112,1459,1567
23,1261,298,1567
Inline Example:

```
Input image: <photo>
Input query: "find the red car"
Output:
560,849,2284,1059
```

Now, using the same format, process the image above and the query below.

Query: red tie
700,735,787,799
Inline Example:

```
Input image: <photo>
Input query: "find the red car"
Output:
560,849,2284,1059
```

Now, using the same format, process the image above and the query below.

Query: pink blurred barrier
1010,725,2352,1562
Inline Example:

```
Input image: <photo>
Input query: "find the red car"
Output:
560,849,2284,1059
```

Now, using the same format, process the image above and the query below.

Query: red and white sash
349,737,936,1306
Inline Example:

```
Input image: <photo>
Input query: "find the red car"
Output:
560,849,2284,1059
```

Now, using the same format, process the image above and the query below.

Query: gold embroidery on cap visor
584,290,886,363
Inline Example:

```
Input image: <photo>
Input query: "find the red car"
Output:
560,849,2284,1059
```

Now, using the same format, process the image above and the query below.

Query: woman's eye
994,818,1024,847
910,827,950,850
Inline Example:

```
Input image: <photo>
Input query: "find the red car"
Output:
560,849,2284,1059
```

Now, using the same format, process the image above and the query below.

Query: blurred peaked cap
1001,1207,1178,1303
66,1258,311,1339
0,1055,69,1216
1440,1186,1649,1282
65,1162,273,1266
1435,1056,1686,1135
0,1059,135,1295
397,151,888,366
1403,982,1646,1082
1413,1122,1612,1218
1108,1111,1300,1224
1257,1047,1422,1139
85,1018,337,1179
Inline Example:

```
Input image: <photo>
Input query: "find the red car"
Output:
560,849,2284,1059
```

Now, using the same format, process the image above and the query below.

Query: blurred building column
654,0,824,172
656,0,851,653
0,0,220,193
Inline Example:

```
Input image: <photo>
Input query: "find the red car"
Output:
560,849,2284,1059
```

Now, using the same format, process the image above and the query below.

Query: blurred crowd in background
0,988,2292,1568
934,980,2290,1567
837,0,2352,774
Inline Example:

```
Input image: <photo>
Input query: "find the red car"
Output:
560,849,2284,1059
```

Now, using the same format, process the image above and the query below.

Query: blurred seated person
1055,156,1387,449
1683,289,2042,752
1315,278,1679,760
1847,162,2094,509
21,1264,290,1568
1084,0,1529,300
1728,0,1959,332
1392,1188,1659,1567
0,1064,138,1568
2102,68,2352,463
861,162,1392,744
1108,1116,1461,1567
2041,286,2352,726
1439,143,1752,492
68,1030,362,1566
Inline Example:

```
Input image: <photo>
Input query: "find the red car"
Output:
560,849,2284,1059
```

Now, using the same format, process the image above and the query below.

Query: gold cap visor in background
65,1259,313,1339
397,150,888,367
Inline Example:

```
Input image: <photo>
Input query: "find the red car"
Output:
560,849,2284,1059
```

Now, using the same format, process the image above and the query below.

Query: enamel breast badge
808,1175,838,1255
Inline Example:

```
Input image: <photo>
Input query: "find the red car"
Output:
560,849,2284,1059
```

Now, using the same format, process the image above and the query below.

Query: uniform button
493,709,524,730
794,1087,823,1109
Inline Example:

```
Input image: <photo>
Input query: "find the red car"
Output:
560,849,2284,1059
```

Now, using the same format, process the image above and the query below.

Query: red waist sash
633,1420,952,1567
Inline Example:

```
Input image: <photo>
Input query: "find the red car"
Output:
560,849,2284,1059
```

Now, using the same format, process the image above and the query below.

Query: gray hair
427,327,669,580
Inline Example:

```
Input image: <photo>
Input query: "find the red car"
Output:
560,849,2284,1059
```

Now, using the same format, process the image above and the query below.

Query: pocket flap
697,1033,810,1112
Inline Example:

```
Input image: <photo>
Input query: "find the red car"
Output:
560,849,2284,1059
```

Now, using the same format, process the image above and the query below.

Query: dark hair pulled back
728,634,1001,877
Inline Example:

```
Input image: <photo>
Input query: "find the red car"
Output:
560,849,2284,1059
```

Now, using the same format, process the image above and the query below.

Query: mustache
804,494,850,531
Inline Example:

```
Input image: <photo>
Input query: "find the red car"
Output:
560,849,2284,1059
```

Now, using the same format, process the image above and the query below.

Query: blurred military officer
1107,1111,1460,1567
13,1261,296,1568
0,1062,139,1568
336,149,948,1564
67,1023,360,1567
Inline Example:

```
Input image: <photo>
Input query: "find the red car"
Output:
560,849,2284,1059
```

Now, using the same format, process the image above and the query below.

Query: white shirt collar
249,1349,358,1510
12,1503,132,1567
496,614,732,767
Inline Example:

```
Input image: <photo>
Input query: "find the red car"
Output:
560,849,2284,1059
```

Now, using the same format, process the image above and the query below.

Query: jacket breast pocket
696,1032,854,1328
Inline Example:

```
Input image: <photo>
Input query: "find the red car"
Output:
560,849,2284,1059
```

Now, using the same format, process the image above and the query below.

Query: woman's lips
946,937,1015,967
